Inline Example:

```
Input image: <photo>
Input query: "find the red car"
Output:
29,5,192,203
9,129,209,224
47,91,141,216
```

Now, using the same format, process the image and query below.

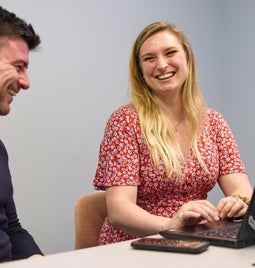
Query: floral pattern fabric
93,105,246,245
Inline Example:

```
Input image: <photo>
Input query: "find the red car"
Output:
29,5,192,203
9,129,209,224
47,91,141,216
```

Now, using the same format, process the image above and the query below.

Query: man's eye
15,65,23,72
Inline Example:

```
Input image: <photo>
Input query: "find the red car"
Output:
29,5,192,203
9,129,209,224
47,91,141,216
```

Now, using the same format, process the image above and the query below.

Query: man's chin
0,106,11,116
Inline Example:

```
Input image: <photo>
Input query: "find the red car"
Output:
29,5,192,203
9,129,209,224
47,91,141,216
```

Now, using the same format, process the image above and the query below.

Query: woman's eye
144,56,154,62
166,50,177,56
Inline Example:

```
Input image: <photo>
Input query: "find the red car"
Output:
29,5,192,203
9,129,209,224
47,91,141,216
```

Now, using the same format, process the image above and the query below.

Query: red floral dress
93,105,246,245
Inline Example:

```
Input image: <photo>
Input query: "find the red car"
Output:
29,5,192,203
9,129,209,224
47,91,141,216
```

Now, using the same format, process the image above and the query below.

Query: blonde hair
129,22,207,181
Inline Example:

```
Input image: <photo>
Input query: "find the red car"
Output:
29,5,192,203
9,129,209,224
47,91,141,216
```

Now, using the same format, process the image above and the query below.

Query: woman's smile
156,71,176,80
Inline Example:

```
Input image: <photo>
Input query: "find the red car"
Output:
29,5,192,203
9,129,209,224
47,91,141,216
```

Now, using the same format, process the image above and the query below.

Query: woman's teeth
157,72,174,80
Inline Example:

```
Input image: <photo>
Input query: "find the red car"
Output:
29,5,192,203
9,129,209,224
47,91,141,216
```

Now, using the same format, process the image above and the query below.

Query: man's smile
8,88,17,96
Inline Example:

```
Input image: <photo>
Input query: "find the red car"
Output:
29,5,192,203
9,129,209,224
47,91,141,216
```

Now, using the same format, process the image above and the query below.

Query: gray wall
0,0,254,255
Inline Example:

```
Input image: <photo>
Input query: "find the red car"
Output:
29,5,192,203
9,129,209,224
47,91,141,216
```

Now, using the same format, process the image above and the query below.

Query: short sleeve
208,110,246,176
93,106,141,190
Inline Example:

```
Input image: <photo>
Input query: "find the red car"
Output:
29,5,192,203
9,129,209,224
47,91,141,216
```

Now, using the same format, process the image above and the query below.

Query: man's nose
18,71,30,89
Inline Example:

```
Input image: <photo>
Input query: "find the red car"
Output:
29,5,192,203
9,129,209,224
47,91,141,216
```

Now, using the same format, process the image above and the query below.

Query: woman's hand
217,172,252,219
172,200,220,228
217,196,248,219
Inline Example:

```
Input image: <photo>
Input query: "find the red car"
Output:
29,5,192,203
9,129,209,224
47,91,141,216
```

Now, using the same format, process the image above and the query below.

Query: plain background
0,0,254,255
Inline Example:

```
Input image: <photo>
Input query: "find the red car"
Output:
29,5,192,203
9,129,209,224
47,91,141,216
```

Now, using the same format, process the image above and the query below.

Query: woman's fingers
174,197,248,228
217,196,248,219
175,200,220,226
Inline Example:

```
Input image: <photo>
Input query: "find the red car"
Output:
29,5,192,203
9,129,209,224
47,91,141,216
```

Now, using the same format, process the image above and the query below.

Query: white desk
0,235,255,268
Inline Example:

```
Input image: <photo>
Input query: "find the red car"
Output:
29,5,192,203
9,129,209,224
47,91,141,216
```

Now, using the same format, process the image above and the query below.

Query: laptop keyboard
197,226,239,239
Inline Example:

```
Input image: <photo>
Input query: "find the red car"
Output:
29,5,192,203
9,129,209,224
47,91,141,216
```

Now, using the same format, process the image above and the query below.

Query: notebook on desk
160,188,255,248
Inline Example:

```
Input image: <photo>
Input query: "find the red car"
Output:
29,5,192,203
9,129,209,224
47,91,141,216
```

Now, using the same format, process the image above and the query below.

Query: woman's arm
218,173,253,197
217,173,253,219
106,186,220,237
106,186,172,237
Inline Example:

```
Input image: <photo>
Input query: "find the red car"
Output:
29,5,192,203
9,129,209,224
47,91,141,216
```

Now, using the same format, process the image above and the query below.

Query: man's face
0,37,30,115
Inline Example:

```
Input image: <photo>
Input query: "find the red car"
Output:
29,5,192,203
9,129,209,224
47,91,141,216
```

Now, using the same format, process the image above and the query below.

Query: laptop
160,188,255,248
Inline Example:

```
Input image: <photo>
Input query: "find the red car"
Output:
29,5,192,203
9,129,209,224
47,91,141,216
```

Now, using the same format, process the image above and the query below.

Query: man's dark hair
0,6,41,50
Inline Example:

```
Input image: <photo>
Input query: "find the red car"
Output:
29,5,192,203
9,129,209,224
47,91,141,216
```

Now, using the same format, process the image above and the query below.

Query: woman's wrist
231,194,250,205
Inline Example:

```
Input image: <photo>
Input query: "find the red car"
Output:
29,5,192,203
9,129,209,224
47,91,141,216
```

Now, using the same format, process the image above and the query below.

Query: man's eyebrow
14,60,29,69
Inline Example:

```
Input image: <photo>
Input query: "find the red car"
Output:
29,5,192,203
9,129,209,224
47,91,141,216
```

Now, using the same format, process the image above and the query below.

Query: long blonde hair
129,22,207,181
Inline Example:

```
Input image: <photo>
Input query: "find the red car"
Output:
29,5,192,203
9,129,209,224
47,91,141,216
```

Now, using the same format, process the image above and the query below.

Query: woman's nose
157,56,168,70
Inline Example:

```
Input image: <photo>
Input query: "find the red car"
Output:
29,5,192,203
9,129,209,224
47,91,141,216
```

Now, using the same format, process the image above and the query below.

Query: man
0,6,43,262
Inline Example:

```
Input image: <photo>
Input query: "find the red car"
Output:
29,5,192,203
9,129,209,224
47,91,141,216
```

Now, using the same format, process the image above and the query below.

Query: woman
93,21,252,245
